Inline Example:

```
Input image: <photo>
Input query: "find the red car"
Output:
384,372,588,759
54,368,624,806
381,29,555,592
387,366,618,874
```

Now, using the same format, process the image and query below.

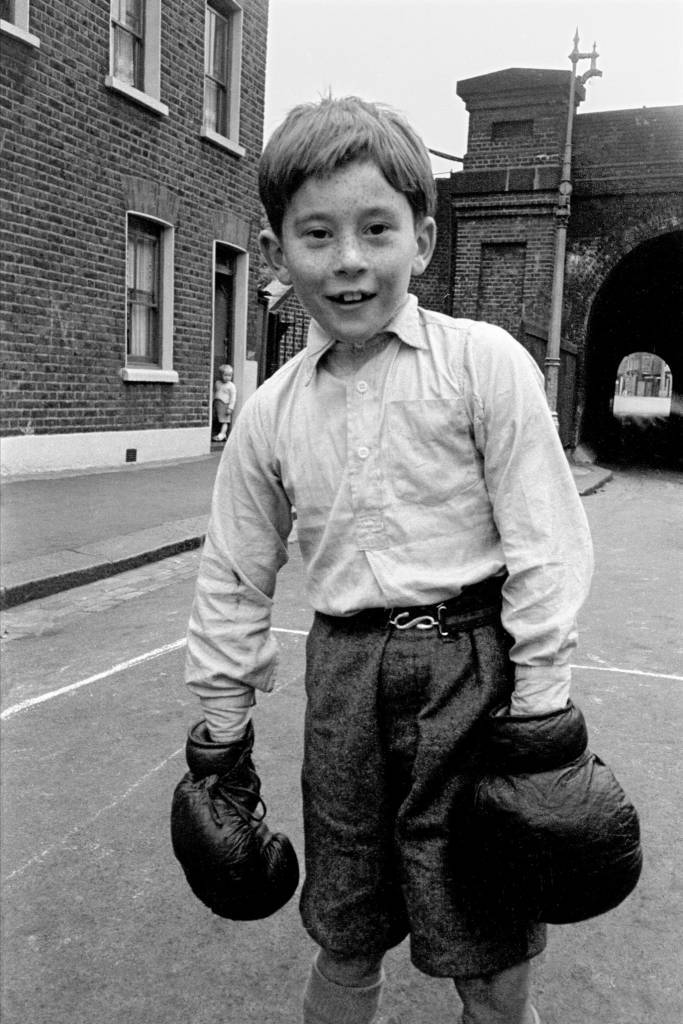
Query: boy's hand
471,702,642,924
170,720,299,919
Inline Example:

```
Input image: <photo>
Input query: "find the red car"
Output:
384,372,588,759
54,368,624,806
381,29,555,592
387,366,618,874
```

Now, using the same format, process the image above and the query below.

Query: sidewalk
0,453,612,610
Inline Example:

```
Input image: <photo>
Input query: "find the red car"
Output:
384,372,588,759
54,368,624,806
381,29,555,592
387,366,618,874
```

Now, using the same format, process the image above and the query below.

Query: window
127,217,159,364
122,215,177,382
0,0,40,47
106,0,168,117
202,1,244,156
112,0,144,91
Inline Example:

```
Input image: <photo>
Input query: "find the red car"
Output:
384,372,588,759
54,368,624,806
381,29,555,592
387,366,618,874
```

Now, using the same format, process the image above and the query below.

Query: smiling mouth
327,291,375,305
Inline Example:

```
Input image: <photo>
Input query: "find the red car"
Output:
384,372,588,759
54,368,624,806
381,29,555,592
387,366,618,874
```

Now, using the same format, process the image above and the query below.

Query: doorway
212,245,235,437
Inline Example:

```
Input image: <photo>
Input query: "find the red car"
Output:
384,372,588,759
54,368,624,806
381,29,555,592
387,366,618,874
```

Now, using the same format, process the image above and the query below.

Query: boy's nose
334,235,367,275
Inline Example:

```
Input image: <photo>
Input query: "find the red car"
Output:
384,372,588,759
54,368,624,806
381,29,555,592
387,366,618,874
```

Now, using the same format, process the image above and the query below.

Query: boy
212,363,236,441
183,97,593,1024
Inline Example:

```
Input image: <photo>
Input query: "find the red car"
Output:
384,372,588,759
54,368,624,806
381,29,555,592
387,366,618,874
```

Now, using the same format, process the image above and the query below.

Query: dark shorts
213,399,232,424
300,584,547,978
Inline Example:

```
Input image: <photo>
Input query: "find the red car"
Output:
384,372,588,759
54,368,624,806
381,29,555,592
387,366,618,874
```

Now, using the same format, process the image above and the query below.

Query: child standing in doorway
212,363,236,441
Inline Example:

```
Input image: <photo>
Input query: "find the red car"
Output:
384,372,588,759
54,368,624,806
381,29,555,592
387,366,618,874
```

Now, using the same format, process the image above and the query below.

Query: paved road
0,455,222,566
1,468,681,1024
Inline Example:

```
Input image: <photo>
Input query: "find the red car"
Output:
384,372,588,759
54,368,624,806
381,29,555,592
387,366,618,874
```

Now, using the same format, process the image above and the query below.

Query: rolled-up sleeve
185,392,294,724
466,325,594,712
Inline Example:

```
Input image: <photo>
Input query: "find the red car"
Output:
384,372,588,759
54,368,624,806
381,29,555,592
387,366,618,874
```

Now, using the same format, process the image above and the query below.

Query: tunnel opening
581,230,682,468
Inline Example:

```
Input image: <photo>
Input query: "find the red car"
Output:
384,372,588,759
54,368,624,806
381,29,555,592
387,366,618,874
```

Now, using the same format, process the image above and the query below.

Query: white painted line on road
570,663,683,682
0,629,305,720
2,747,184,885
3,627,679,723
1,638,187,720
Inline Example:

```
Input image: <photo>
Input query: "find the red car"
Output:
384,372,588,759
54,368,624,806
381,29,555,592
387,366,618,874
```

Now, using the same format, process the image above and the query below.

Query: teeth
339,292,363,302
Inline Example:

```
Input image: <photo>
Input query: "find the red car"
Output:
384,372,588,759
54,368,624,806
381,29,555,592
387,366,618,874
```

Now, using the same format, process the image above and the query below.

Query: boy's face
221,367,233,381
259,161,436,347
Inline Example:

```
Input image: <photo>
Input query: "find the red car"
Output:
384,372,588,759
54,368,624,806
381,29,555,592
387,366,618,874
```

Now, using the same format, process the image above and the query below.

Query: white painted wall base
1,427,210,477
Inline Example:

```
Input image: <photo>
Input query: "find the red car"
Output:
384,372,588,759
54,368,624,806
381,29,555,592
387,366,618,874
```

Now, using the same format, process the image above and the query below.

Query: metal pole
545,31,601,428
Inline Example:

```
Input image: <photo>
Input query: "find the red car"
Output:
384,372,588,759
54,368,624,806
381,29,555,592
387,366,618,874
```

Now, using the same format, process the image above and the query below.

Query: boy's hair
218,364,233,373
259,96,437,237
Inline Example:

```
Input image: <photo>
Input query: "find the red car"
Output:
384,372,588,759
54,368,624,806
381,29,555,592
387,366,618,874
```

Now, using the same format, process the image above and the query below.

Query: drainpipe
545,31,601,428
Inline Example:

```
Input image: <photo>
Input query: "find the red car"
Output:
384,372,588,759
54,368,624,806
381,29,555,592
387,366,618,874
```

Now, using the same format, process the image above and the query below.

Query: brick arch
566,206,683,346
574,226,683,462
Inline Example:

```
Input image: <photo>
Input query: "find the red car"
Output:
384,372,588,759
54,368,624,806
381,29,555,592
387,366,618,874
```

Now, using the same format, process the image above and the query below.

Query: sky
263,0,683,174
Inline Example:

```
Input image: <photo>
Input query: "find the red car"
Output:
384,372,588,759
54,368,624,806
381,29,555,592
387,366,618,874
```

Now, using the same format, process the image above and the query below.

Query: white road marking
1,639,187,720
570,663,683,682
1,627,680,722
1,747,184,884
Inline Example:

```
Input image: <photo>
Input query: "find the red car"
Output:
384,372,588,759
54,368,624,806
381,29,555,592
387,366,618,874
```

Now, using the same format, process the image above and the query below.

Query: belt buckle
388,603,450,633
436,602,450,637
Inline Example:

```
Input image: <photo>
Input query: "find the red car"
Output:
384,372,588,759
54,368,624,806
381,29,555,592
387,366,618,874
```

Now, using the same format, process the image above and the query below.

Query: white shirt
186,296,593,728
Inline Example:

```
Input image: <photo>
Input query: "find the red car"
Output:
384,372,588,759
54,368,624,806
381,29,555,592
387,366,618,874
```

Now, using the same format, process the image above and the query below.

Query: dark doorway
212,245,235,435
581,231,682,467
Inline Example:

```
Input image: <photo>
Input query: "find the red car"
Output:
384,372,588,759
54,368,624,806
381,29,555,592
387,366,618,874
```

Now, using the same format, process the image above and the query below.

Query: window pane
113,26,142,88
135,236,157,295
129,304,147,357
116,0,144,35
205,8,216,75
204,79,227,135
205,4,232,135
212,16,228,82
204,79,218,133
128,301,159,362
130,305,159,363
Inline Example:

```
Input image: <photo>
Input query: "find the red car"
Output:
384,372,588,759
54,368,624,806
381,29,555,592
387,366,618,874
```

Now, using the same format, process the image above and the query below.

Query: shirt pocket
385,398,479,505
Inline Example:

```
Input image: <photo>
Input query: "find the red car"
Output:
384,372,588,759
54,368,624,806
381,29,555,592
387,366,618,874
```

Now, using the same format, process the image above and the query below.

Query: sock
303,956,384,1024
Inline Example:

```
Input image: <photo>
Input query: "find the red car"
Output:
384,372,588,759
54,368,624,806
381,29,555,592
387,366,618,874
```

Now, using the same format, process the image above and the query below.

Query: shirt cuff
510,664,571,715
200,687,256,743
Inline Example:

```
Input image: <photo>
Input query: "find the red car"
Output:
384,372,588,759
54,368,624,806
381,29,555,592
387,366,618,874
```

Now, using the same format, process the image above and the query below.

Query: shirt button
356,380,368,393
357,446,370,460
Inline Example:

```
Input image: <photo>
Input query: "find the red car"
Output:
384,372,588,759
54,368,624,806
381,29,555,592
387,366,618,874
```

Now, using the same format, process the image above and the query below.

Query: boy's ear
259,229,292,286
411,216,437,277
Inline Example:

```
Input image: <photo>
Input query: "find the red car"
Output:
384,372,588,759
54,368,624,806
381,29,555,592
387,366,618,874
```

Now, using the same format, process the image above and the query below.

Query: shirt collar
302,294,426,385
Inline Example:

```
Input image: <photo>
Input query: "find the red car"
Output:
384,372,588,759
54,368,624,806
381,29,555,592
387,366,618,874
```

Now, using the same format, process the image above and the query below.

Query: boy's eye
366,223,389,236
306,228,330,240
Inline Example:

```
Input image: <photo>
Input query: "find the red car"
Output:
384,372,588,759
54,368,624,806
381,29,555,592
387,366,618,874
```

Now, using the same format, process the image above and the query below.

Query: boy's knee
317,948,384,987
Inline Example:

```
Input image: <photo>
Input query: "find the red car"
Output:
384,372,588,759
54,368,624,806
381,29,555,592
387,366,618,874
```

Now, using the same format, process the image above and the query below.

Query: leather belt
322,575,505,636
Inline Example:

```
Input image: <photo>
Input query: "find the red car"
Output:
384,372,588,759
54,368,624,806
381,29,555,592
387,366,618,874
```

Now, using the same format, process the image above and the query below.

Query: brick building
1,0,269,476
414,68,683,458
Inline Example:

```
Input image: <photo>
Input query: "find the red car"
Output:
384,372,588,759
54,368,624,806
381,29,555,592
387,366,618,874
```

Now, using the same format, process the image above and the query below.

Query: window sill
200,127,245,158
120,367,178,383
0,19,40,48
105,76,169,117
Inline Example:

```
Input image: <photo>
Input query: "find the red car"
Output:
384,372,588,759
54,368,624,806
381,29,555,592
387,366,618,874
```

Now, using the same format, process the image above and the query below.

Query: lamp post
545,30,601,428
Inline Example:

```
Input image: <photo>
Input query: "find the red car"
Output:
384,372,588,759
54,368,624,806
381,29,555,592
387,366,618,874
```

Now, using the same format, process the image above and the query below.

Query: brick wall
573,106,683,189
0,0,268,439
411,176,452,313
476,242,526,334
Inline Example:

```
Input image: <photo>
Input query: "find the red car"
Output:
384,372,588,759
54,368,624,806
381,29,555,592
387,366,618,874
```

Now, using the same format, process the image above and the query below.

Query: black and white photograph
1,2,681,1022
